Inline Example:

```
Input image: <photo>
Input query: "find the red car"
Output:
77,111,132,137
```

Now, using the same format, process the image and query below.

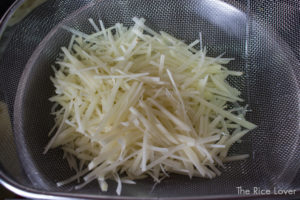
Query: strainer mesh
0,0,299,198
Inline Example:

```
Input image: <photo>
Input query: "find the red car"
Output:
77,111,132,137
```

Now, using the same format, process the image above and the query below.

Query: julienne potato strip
45,17,256,195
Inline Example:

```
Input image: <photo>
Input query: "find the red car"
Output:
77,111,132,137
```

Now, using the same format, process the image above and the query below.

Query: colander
0,0,299,199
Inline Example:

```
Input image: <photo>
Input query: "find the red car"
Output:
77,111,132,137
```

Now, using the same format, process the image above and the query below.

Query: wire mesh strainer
0,0,299,199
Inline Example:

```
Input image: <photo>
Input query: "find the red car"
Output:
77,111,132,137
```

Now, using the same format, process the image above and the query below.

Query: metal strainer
0,0,299,199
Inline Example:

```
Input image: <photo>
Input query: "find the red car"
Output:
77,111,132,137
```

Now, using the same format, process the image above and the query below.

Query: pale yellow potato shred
45,17,256,195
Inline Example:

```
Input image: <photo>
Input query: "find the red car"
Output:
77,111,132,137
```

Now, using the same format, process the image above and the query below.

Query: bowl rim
1,0,299,199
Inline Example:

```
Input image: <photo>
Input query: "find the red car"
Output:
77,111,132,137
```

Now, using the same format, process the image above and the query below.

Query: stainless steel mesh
0,0,299,199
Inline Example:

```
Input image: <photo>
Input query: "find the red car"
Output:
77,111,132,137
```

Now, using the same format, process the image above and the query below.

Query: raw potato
46,17,256,195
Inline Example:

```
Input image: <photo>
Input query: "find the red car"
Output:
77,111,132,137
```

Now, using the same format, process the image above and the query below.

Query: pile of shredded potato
45,17,256,195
